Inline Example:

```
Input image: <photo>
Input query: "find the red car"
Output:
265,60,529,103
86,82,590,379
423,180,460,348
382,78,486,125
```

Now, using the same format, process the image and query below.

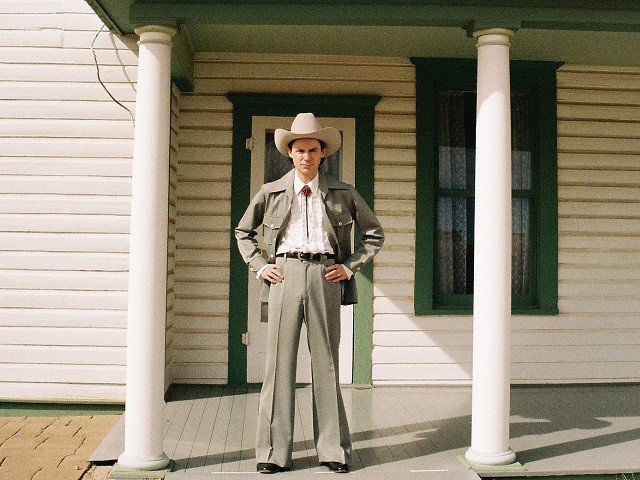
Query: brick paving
0,414,120,480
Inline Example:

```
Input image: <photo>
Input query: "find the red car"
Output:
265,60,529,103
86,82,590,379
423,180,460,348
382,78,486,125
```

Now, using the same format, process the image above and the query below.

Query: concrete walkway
0,414,120,480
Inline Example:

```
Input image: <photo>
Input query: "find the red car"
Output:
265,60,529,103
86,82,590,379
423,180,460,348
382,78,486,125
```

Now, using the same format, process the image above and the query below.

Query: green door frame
227,93,381,386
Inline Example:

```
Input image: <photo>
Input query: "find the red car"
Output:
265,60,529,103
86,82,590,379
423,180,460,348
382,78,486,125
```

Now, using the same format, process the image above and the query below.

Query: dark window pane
265,131,293,183
435,90,533,299
436,197,474,295
436,196,531,296
437,91,532,191
511,93,532,190
437,91,475,189
512,197,530,295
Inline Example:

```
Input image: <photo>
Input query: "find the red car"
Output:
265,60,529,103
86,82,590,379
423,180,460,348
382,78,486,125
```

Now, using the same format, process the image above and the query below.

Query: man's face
288,138,326,180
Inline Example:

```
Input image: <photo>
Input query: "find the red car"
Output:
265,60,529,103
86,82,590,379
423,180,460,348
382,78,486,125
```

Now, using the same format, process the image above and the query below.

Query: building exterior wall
0,1,638,400
181,53,640,385
174,52,415,383
375,63,640,384
0,0,184,402
0,0,140,402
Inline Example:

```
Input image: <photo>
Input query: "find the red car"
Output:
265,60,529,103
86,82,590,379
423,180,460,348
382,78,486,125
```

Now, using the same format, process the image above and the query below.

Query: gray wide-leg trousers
255,256,352,467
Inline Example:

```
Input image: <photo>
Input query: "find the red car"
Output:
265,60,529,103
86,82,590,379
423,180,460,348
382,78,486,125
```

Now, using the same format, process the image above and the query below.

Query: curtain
511,93,531,295
435,91,531,297
436,91,472,295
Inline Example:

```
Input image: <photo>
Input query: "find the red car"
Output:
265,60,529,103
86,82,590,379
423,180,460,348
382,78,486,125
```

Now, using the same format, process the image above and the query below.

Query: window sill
415,307,560,316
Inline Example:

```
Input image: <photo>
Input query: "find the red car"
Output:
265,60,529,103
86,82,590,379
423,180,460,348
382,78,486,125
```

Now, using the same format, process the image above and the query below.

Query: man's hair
287,138,328,165
287,138,327,151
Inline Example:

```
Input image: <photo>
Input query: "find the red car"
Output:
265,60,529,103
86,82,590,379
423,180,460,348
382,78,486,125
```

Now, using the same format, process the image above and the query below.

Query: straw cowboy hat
274,113,342,157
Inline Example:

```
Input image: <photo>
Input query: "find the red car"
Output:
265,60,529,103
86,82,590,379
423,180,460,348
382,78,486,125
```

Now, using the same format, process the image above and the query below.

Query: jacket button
338,222,343,226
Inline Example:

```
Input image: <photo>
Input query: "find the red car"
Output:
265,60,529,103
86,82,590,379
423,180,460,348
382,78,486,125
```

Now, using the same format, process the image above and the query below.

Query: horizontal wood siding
185,55,640,385
0,0,137,401
175,53,413,383
548,64,640,383
375,64,640,385
173,87,232,384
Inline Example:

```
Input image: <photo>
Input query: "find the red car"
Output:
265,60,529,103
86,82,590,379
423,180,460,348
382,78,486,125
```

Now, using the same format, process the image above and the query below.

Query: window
411,58,559,315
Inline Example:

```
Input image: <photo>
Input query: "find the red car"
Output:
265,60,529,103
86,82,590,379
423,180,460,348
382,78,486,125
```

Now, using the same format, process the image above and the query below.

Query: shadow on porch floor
93,384,640,479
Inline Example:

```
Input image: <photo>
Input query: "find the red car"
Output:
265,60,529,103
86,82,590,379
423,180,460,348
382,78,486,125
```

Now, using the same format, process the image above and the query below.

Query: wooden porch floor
96,384,640,479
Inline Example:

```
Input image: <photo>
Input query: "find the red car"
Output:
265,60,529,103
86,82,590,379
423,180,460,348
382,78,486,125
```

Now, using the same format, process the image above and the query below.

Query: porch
96,384,640,479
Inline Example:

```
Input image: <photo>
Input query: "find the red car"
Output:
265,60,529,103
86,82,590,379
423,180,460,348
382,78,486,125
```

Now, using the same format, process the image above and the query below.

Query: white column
465,28,516,467
118,25,176,471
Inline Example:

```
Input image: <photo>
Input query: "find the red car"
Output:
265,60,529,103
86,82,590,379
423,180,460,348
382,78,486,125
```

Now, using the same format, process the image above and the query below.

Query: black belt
277,252,335,261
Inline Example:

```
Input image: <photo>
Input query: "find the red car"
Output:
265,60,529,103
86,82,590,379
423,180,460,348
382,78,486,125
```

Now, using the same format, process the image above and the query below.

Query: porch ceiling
186,24,640,66
86,1,640,91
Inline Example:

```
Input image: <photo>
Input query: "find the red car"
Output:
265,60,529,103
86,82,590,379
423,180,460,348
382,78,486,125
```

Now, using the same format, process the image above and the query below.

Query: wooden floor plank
237,386,260,472
158,384,640,479
184,385,223,474
293,386,316,470
163,385,197,463
221,387,247,471
391,387,439,459
348,388,384,468
365,389,397,466
205,387,232,473
172,386,208,472
372,389,421,466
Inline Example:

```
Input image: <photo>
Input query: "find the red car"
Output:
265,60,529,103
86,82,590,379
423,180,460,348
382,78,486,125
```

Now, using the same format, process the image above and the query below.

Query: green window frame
411,58,560,315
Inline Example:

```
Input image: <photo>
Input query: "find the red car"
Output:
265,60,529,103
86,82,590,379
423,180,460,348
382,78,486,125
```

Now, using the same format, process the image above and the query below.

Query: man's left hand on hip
325,264,348,283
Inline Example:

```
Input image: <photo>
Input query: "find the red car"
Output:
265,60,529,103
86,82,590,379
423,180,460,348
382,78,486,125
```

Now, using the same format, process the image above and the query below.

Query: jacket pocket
263,215,284,247
330,213,353,254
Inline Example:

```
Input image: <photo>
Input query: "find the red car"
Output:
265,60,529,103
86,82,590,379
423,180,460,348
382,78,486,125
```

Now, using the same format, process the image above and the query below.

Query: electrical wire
91,25,135,126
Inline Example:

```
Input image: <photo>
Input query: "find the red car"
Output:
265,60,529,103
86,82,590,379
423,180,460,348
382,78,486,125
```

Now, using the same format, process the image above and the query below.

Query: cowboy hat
274,113,342,157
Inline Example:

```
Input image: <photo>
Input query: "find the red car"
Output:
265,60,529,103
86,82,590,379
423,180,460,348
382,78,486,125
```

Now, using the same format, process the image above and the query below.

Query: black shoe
321,461,350,473
257,463,289,474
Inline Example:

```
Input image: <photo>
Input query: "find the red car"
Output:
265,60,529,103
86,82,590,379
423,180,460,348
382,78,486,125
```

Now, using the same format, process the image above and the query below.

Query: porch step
164,463,481,480
90,414,124,463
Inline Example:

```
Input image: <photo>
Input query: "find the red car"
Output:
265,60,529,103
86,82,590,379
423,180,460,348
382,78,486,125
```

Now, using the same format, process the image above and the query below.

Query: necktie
301,185,311,241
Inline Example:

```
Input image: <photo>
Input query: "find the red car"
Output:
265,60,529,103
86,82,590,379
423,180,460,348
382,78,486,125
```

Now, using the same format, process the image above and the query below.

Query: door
246,115,356,384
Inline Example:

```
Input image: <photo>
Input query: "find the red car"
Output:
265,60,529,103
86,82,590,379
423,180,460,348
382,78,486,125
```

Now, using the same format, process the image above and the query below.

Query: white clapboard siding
0,100,136,120
37,48,629,388
171,52,413,383
557,74,639,369
173,76,232,382
0,119,134,138
0,364,125,384
373,64,640,384
0,63,137,84
0,326,126,346
0,309,127,328
0,270,127,290
166,84,180,389
0,0,138,402
0,345,126,365
0,82,138,102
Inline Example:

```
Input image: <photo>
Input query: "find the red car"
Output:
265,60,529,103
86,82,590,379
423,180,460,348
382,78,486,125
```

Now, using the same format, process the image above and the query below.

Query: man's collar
294,172,318,195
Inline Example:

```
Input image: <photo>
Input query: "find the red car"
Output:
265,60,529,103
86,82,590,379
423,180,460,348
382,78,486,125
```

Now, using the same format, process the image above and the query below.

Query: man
235,113,384,474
